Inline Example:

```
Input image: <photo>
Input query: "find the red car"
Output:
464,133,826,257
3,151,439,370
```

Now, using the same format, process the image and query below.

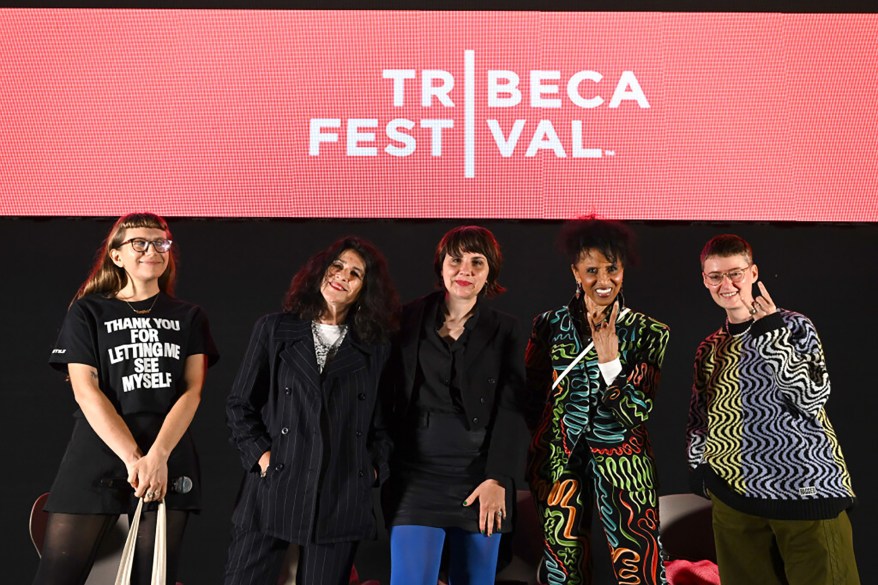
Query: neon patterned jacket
525,298,669,502
687,309,856,520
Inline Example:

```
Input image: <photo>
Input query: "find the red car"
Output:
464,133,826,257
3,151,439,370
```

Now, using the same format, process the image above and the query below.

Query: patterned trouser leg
535,471,593,585
533,457,667,585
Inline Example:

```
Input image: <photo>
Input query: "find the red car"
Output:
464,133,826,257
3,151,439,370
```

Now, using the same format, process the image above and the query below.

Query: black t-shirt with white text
49,293,219,416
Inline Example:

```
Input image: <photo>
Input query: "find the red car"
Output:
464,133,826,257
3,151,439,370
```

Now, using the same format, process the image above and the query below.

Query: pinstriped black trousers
224,525,358,585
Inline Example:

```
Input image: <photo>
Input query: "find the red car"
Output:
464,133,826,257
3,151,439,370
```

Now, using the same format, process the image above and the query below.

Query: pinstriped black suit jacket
227,313,391,544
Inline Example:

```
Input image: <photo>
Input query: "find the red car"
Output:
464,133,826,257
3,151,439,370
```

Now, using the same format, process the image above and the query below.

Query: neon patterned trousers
531,456,667,585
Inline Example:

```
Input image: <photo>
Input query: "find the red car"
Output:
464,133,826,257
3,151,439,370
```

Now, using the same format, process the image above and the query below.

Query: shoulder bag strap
113,497,167,585
114,498,143,585
551,307,631,390
151,499,166,585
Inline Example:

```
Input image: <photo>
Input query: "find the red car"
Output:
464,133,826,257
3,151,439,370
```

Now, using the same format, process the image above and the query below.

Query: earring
575,281,583,299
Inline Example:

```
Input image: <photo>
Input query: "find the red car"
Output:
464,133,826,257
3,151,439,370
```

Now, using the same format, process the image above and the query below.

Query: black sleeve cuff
750,312,785,337
244,436,272,472
600,372,627,407
689,465,709,498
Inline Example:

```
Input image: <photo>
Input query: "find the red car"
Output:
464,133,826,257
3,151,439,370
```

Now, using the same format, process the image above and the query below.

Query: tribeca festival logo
308,50,649,178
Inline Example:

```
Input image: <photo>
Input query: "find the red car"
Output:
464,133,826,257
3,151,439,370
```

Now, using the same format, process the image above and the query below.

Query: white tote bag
114,497,167,585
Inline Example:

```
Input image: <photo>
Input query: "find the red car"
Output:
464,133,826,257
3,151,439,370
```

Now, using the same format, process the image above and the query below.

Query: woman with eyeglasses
524,217,669,585
35,213,219,585
382,226,529,585
224,236,400,585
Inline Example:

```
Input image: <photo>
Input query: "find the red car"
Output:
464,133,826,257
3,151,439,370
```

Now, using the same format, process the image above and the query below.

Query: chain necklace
311,321,348,372
121,294,160,315
725,317,753,338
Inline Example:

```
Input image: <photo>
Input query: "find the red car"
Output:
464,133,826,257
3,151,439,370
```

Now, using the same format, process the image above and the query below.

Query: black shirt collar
430,292,481,333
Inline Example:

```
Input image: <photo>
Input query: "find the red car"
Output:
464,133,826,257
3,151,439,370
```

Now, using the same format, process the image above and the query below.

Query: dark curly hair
557,215,639,268
433,225,506,298
283,236,400,343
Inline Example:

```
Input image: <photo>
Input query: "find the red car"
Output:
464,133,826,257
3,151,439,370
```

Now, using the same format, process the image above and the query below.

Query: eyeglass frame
703,264,752,287
118,238,173,253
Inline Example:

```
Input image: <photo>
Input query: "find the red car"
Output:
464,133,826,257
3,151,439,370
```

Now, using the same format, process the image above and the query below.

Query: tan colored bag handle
114,497,167,585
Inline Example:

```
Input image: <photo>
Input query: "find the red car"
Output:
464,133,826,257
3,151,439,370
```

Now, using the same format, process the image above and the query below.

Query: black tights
33,510,189,585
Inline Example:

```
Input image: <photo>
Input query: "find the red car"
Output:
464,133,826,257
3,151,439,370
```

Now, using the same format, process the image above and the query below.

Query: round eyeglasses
119,238,173,253
704,265,750,286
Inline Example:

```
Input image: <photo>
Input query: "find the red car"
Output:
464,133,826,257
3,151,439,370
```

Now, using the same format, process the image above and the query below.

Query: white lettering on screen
308,53,650,175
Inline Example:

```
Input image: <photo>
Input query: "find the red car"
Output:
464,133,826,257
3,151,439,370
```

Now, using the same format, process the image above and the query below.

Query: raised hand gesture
585,297,620,363
744,281,778,321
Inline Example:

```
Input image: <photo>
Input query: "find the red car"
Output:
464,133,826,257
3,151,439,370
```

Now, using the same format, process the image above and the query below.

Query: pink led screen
1,10,876,220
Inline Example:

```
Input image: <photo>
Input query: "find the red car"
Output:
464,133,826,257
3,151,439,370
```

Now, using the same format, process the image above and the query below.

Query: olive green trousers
710,494,860,585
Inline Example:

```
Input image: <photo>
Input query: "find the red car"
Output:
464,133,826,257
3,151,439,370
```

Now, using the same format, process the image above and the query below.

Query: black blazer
389,292,529,484
226,313,391,544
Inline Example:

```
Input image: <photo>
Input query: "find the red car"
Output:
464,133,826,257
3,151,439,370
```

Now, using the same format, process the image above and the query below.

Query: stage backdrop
2,10,877,221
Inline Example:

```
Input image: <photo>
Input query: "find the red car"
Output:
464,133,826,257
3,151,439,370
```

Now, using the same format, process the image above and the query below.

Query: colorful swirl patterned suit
525,298,669,585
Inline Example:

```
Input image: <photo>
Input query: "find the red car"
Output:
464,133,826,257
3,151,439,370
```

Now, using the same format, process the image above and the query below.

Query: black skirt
383,411,513,533
44,414,201,514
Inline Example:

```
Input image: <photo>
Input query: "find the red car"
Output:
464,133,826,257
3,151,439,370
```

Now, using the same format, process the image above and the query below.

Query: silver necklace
311,321,348,372
122,295,159,315
725,318,753,337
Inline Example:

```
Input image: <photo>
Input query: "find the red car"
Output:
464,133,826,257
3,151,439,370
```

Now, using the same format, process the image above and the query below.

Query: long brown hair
74,213,177,303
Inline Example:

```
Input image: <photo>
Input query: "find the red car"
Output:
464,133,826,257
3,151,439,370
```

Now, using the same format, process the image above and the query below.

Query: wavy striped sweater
687,309,855,520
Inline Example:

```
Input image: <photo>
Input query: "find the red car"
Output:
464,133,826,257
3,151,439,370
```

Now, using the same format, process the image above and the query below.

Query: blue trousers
390,525,502,585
